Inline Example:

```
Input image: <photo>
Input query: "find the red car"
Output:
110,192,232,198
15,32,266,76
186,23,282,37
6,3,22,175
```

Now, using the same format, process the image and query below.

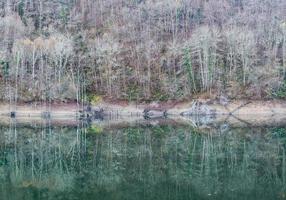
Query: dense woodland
0,0,286,103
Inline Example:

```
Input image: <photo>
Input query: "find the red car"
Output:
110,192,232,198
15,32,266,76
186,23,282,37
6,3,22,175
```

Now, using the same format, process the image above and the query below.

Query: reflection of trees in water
0,123,285,199
0,122,87,193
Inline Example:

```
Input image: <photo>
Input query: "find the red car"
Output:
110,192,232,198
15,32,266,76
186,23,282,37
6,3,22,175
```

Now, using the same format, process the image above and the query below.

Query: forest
0,0,286,103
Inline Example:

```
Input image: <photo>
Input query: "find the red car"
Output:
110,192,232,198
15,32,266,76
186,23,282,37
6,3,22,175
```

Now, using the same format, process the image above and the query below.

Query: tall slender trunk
14,51,20,111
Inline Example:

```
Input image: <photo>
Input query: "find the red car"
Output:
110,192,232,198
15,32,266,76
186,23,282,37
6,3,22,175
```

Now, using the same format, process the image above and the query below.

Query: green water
0,121,286,200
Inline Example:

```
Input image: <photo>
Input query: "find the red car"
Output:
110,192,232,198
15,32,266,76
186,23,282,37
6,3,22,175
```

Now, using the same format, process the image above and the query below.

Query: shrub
89,94,103,105
272,80,286,99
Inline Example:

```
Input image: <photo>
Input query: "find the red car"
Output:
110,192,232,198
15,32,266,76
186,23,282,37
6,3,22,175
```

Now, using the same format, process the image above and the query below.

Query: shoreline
1,100,286,117
0,100,286,128
0,113,285,129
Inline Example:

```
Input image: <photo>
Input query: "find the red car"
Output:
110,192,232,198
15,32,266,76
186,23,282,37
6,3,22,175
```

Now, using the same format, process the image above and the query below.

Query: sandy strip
0,100,286,128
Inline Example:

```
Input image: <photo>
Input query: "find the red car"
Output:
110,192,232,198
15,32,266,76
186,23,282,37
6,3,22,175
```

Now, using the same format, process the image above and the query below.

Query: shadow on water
0,119,286,200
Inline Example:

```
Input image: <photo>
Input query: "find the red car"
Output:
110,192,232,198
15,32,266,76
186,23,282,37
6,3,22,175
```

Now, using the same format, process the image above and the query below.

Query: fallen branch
229,101,252,115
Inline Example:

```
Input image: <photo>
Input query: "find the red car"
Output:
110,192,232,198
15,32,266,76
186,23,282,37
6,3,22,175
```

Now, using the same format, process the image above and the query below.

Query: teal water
0,121,286,200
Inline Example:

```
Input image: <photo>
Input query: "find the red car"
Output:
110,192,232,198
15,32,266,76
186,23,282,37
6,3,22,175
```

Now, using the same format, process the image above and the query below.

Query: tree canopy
0,0,285,102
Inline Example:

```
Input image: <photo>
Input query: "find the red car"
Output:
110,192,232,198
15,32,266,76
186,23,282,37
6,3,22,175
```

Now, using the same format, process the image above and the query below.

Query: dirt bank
94,100,286,116
1,100,286,118
0,113,286,129
0,99,286,128
0,102,79,118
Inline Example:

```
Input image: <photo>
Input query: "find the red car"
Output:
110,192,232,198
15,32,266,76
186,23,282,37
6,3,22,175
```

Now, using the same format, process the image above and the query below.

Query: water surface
0,120,286,200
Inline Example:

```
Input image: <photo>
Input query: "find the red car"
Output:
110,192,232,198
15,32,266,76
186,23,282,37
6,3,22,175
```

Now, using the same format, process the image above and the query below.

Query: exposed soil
1,100,286,125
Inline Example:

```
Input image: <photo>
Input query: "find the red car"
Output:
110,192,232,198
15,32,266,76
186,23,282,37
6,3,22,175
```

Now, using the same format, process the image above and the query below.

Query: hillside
0,0,286,103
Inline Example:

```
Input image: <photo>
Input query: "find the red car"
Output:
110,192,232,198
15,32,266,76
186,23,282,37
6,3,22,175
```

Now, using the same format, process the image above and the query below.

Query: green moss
127,85,140,102
88,125,103,134
60,7,69,25
0,61,9,79
152,89,169,101
18,0,25,19
183,48,197,92
272,81,286,99
88,94,103,105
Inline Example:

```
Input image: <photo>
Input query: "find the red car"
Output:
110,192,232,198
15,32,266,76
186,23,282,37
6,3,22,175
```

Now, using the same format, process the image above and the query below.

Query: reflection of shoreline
0,113,286,129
